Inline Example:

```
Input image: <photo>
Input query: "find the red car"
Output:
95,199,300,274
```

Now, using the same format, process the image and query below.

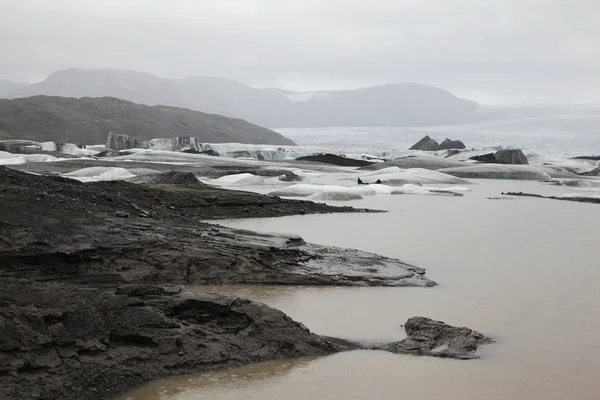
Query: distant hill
0,96,295,145
0,80,27,98
5,69,480,128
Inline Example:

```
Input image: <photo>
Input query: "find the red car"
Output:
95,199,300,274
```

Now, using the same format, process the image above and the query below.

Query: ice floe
0,151,62,165
359,167,472,185
63,167,137,182
439,165,553,181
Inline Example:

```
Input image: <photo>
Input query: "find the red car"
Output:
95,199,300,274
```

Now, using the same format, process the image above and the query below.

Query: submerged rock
379,317,492,359
409,135,440,151
295,153,373,167
438,138,466,150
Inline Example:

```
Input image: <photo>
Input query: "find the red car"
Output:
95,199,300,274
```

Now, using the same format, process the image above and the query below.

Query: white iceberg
0,151,61,165
269,184,380,198
359,167,471,185
63,167,136,182
213,173,264,186
309,192,364,201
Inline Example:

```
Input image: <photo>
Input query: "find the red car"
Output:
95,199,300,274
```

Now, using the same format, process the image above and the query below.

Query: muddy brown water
121,180,600,400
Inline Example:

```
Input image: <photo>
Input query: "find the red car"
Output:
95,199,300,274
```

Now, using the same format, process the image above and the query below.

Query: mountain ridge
5,68,480,128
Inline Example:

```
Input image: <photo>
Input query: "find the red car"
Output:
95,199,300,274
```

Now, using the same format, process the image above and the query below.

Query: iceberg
269,184,380,198
309,192,364,201
359,167,471,185
0,151,61,165
63,167,136,182
359,155,465,171
213,173,264,186
391,184,467,196
439,165,553,181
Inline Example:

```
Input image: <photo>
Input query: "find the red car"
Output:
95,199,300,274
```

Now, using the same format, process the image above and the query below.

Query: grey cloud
1,0,599,103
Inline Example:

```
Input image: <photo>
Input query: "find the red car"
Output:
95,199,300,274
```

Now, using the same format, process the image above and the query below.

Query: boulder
409,135,440,151
494,149,529,165
379,317,492,359
106,132,140,151
438,138,466,150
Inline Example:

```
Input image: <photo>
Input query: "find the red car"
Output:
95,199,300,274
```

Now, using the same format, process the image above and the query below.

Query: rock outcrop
409,136,466,152
409,135,440,151
379,317,492,359
0,165,439,398
0,279,352,400
295,153,374,167
106,132,140,151
438,138,466,150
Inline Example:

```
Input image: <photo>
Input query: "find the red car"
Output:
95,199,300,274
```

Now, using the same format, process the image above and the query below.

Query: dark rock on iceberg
494,148,528,165
409,135,440,151
469,149,529,165
296,153,373,167
379,317,492,359
438,138,466,150
469,152,501,163
579,166,600,176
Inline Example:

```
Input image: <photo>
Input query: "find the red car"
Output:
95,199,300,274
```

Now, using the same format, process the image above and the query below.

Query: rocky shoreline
0,166,442,400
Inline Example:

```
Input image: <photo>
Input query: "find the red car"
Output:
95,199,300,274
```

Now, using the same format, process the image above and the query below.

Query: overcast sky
1,0,599,104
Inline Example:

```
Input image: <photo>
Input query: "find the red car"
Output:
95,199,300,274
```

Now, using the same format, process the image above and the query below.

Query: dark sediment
378,317,492,359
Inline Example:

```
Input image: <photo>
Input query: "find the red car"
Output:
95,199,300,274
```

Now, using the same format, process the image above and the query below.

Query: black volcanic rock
379,317,492,359
409,135,440,151
0,279,351,400
438,138,466,150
